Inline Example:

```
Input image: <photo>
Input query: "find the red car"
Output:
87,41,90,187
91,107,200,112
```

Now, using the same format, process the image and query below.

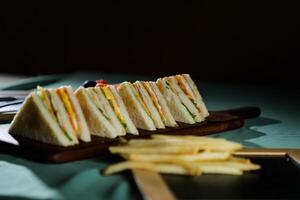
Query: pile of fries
103,135,260,176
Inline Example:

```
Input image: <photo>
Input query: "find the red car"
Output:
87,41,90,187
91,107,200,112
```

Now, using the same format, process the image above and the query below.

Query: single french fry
196,163,243,175
126,151,230,163
195,160,261,171
128,139,239,152
109,145,200,154
103,161,155,175
103,161,194,176
151,134,227,142
154,163,199,175
223,160,261,171
230,162,260,171
170,160,202,176
228,156,251,164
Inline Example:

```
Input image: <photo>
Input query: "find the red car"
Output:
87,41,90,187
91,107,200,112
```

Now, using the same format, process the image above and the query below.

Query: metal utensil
0,99,24,108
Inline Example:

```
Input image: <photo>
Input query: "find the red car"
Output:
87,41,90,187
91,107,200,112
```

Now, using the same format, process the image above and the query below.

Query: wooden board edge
132,169,177,200
235,148,300,167
286,150,300,167
234,148,288,157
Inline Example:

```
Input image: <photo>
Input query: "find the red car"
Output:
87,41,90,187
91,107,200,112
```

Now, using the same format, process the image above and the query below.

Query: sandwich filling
37,87,73,141
101,86,127,129
56,88,79,135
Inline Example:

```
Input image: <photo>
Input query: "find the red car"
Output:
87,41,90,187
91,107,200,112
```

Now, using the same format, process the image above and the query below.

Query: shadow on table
214,116,281,148
245,117,281,128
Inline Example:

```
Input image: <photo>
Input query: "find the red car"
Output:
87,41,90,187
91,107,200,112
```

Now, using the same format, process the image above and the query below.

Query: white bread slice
118,82,156,131
156,78,195,124
182,74,209,118
167,76,204,122
75,87,118,138
108,85,138,135
9,92,78,146
63,86,91,142
134,81,165,129
146,81,178,127
91,87,126,136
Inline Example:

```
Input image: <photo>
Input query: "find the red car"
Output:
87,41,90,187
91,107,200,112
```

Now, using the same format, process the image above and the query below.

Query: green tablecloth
0,72,299,200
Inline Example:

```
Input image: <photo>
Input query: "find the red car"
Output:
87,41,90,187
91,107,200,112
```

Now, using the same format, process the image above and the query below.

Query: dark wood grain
0,107,259,163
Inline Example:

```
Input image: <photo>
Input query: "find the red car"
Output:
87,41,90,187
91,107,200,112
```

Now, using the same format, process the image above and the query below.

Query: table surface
0,72,299,200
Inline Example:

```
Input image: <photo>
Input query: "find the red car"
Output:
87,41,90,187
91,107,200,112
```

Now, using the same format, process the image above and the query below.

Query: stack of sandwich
9,74,209,146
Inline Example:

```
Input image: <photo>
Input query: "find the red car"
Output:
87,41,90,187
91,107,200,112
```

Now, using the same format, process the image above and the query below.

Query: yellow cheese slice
142,82,166,123
101,87,127,128
57,88,79,134
175,75,195,101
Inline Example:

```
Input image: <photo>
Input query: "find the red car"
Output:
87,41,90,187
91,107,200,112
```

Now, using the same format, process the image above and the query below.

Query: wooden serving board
0,106,260,163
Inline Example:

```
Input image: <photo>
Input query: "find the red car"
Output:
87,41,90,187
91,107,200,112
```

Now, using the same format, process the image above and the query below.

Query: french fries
128,136,242,152
103,135,260,176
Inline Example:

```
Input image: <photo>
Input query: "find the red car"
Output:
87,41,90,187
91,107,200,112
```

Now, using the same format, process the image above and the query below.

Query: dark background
0,1,299,83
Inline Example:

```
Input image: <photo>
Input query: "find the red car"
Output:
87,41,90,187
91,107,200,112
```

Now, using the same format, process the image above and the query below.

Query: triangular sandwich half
133,81,165,129
141,81,178,127
99,85,138,135
8,86,91,146
177,74,209,118
75,87,118,138
167,76,204,122
156,78,196,124
117,81,156,131
85,87,126,136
